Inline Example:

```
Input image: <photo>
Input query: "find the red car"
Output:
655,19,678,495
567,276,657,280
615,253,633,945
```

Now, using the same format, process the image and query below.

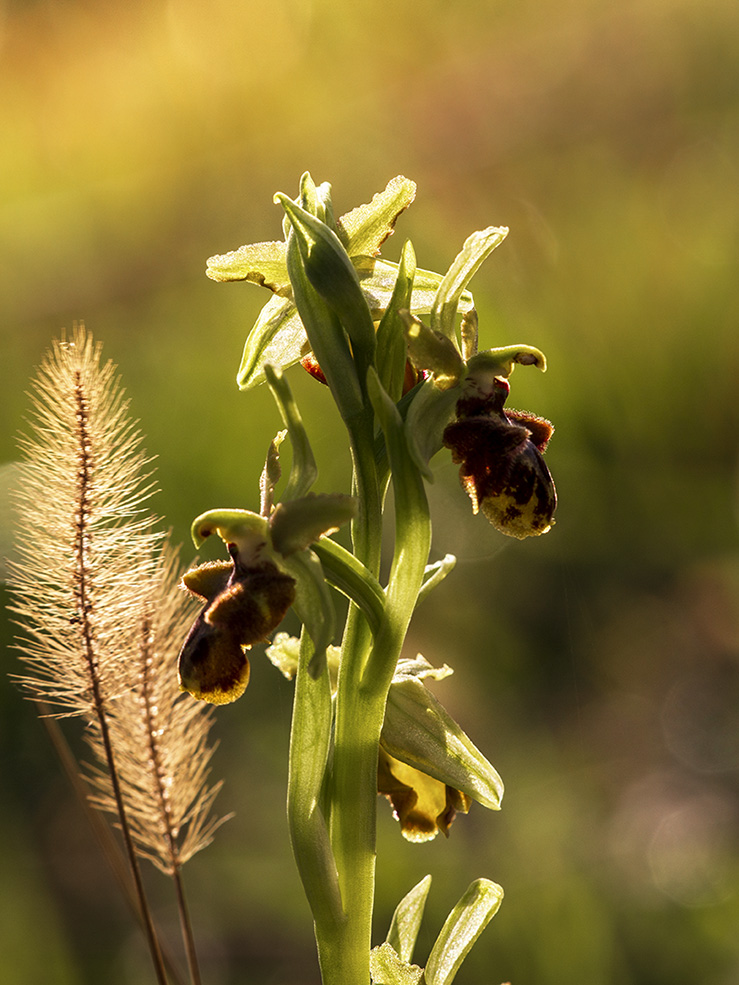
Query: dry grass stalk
9,325,226,985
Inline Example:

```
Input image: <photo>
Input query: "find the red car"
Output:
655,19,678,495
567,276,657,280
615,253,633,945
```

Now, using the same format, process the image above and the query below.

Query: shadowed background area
1,0,738,982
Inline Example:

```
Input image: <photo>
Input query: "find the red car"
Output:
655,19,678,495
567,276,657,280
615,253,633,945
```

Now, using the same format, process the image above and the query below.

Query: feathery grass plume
9,326,226,985
86,541,231,875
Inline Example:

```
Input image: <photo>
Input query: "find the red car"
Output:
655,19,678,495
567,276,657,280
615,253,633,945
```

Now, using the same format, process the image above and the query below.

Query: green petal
264,363,318,501
269,493,357,557
382,676,504,811
336,175,417,255
430,226,508,341
206,240,290,292
425,879,504,985
259,430,285,516
403,313,465,390
376,239,416,402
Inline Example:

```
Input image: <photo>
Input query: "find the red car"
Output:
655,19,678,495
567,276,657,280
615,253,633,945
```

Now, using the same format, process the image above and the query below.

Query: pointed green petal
264,363,318,501
376,239,417,402
430,226,508,341
206,240,290,292
425,880,504,985
337,175,417,255
259,430,285,516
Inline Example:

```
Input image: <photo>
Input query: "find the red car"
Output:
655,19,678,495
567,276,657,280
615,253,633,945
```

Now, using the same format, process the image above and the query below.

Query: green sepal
206,239,290,292
369,943,423,985
376,239,416,402
424,879,504,985
277,194,377,381
403,378,460,475
336,174,416,254
403,313,465,390
386,874,432,964
236,294,305,391
383,667,504,812
264,362,318,501
281,548,336,679
269,493,357,557
430,226,508,343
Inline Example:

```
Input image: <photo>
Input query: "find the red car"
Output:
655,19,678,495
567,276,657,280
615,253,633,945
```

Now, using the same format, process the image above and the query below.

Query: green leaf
386,874,432,964
430,226,508,342
269,493,357,557
336,175,417,255
369,943,424,985
311,537,385,636
382,676,504,811
376,239,416,402
287,629,343,925
264,362,318,500
424,879,504,985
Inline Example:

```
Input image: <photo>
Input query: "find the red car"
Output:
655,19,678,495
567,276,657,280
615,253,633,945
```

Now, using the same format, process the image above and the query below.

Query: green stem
317,382,431,985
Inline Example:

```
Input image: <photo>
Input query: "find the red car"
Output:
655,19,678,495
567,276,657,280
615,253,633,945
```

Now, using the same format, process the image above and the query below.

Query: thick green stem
316,382,431,985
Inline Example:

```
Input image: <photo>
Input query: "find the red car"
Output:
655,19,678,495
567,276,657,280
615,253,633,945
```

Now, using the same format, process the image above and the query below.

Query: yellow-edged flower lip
443,375,556,539
178,545,296,705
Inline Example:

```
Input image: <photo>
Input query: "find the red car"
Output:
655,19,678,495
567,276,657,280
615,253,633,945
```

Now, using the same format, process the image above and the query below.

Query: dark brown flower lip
442,389,556,539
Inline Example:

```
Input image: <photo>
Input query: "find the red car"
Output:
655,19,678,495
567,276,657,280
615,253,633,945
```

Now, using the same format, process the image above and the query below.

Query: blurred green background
2,0,739,982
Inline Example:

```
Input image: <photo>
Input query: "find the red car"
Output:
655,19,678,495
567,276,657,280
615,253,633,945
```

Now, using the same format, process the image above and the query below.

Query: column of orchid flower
178,173,557,985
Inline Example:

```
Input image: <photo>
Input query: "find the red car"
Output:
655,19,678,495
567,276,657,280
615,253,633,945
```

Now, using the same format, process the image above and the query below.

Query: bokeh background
2,0,739,982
